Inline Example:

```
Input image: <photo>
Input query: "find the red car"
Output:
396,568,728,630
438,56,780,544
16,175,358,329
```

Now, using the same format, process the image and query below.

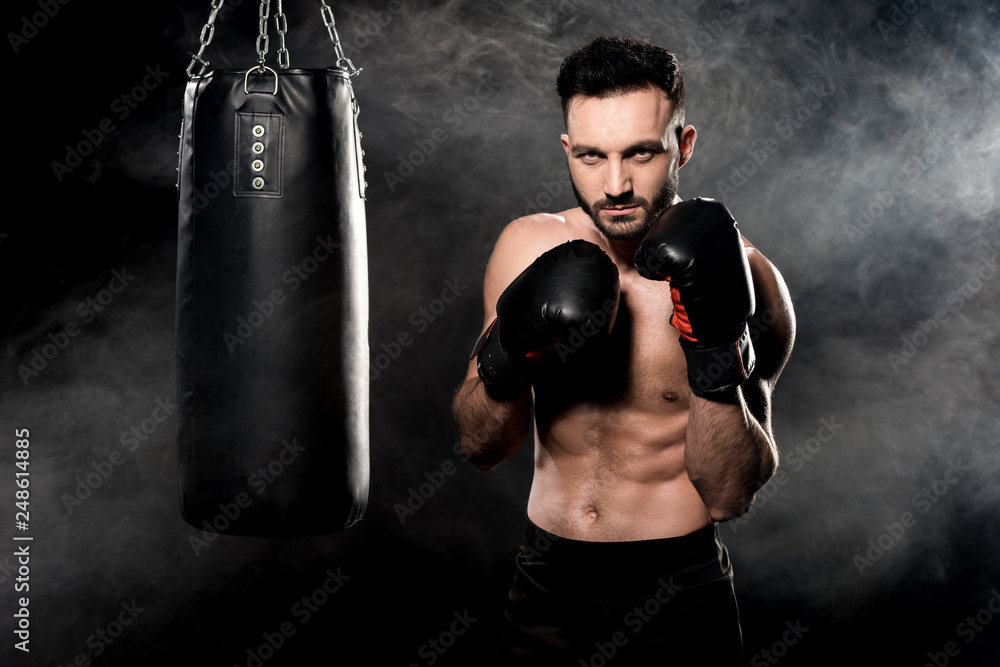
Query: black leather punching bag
174,2,368,536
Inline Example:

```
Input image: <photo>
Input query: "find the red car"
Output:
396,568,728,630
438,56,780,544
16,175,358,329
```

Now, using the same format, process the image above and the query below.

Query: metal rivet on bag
251,159,264,172
252,177,265,190
252,142,264,154
252,125,265,137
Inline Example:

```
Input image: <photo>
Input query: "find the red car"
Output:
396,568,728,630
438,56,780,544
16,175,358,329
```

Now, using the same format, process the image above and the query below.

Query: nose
603,158,632,199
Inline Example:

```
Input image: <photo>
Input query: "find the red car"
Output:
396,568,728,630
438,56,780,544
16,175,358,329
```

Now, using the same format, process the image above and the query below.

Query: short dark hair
556,36,686,126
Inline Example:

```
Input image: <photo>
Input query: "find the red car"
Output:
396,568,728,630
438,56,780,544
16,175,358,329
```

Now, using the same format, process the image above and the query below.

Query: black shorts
495,516,743,666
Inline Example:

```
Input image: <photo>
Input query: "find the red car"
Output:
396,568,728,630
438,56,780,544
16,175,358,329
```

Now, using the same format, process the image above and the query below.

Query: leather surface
634,198,755,346
176,68,369,536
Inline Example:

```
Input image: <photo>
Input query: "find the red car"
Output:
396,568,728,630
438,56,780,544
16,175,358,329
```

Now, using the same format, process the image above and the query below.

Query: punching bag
175,1,369,536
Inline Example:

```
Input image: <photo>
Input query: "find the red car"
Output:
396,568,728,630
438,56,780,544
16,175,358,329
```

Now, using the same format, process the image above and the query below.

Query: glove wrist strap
473,319,530,401
680,324,755,402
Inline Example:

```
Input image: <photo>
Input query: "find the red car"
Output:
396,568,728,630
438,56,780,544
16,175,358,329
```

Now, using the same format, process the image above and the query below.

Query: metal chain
274,0,290,69
187,0,226,78
188,0,357,77
256,0,271,72
320,1,361,77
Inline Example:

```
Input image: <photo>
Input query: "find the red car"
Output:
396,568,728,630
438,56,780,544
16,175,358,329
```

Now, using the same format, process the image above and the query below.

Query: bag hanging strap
186,0,361,79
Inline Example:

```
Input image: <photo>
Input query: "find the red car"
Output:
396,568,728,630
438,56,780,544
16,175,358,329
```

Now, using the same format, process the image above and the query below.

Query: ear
561,133,571,157
677,125,697,168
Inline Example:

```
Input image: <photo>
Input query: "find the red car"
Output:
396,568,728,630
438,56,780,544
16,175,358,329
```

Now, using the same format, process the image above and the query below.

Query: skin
452,86,796,541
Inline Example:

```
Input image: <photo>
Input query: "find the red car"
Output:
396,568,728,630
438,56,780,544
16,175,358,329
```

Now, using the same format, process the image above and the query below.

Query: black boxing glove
634,198,755,401
473,240,620,400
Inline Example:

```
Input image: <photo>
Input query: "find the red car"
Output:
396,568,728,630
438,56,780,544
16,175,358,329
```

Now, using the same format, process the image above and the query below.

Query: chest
614,272,690,401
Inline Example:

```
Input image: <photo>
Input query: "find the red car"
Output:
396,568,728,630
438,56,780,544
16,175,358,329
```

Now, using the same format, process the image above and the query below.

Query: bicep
745,246,796,385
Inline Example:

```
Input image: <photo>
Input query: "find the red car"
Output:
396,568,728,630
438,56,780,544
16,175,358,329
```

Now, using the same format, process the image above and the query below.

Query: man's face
561,86,695,241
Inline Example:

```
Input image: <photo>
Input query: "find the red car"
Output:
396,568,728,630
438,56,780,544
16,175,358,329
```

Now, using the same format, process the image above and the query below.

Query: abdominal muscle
527,402,711,542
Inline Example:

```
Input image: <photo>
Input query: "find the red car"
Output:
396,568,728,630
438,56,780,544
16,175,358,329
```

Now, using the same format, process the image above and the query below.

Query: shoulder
494,211,582,257
484,211,592,297
742,237,796,385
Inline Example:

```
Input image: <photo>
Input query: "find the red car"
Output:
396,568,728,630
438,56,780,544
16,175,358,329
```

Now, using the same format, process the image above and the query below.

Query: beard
571,163,679,241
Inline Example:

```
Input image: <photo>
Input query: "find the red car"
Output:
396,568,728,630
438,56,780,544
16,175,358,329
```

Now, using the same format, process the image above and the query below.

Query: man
452,36,795,665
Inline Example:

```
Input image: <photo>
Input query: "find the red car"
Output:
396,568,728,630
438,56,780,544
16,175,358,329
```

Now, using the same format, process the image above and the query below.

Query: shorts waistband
519,514,729,584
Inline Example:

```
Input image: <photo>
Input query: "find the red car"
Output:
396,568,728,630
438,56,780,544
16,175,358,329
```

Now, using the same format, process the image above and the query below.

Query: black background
2,1,999,665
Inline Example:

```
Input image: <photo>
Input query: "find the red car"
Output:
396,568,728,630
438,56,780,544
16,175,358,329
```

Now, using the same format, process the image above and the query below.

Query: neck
603,237,645,272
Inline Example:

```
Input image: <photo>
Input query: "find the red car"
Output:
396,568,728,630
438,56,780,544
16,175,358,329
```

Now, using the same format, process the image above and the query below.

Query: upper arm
740,239,796,436
461,214,576,382
743,239,796,388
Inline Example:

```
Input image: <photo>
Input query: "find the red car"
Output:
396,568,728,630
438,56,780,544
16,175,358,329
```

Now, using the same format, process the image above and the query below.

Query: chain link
274,0,290,69
188,0,360,78
320,1,361,77
187,0,226,78
256,0,271,72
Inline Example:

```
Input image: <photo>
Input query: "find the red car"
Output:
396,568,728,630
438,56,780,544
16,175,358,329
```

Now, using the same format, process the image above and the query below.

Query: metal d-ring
244,66,279,95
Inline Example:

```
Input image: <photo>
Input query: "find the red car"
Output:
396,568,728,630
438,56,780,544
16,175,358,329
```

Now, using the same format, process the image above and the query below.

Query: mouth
602,205,639,217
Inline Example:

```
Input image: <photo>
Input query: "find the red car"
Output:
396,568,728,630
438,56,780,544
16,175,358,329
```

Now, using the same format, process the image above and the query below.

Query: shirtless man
452,36,795,665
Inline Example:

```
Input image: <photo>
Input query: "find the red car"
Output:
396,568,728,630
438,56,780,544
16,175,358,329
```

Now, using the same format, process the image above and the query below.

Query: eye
631,150,655,162
579,151,602,164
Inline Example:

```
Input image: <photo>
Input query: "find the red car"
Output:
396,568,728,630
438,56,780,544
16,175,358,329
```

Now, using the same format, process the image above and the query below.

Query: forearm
684,391,777,521
452,376,531,470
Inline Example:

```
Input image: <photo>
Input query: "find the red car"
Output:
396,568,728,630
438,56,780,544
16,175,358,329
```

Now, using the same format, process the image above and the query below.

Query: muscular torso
519,209,712,541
